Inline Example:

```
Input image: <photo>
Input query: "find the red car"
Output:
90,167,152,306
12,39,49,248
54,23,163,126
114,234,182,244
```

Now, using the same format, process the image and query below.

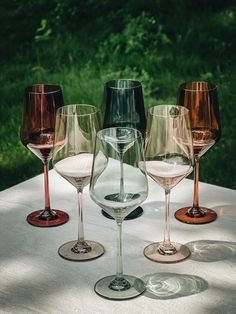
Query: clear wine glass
90,127,148,300
144,105,194,263
101,79,146,220
174,82,221,224
20,84,69,227
52,104,105,261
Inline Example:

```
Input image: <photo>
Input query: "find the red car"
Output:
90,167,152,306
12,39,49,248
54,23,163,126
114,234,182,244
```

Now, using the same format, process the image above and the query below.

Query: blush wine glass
144,105,194,263
174,82,221,224
90,127,148,300
52,104,104,261
20,84,69,227
101,79,146,220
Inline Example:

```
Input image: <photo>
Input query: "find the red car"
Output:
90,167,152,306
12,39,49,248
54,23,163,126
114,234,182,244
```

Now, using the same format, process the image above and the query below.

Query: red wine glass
20,84,69,227
174,82,221,224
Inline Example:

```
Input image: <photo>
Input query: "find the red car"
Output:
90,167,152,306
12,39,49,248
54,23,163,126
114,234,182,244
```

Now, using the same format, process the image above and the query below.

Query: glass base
27,209,69,227
58,240,105,261
175,207,217,224
94,275,146,300
144,242,191,263
101,206,143,220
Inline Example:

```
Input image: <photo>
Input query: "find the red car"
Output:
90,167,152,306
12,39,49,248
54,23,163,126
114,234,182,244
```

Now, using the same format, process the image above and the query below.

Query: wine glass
20,84,69,227
174,82,221,224
52,104,104,261
90,127,148,300
101,79,146,220
144,105,194,263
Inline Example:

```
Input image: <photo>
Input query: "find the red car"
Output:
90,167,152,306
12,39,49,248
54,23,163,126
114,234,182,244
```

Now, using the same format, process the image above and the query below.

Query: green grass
0,2,236,191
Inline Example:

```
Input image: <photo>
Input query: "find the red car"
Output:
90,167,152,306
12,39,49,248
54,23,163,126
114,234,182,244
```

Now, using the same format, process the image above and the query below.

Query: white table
0,170,236,314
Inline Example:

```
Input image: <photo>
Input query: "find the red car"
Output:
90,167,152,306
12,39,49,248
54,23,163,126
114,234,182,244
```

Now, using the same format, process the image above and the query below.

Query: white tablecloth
0,170,236,314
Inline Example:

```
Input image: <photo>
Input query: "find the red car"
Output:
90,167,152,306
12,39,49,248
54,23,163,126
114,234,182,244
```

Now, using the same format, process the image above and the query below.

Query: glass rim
25,84,62,95
105,79,142,90
97,127,142,142
148,105,190,118
56,104,99,116
179,81,217,92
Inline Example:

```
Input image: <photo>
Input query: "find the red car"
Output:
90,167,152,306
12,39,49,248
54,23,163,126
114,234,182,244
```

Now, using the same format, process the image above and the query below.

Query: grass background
0,0,236,191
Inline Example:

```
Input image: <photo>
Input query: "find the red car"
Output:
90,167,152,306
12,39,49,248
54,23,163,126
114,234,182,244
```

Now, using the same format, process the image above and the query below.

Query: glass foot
144,242,190,263
58,240,105,261
27,209,69,227
94,275,146,300
175,207,217,224
101,206,143,220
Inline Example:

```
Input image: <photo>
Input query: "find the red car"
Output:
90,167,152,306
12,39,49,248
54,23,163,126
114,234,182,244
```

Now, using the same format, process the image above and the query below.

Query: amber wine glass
175,82,221,224
52,104,104,261
102,79,146,220
144,105,194,263
20,84,69,227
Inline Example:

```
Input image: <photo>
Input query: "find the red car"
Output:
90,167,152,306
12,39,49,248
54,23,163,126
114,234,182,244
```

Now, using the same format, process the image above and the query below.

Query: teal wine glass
102,79,146,220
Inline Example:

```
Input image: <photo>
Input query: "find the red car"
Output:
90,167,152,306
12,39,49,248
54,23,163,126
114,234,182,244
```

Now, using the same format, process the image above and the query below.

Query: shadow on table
186,240,236,262
141,272,208,300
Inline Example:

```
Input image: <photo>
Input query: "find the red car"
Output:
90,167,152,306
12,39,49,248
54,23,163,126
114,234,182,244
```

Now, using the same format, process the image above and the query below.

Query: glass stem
38,160,57,220
158,189,176,255
187,156,205,218
43,160,51,211
116,221,123,278
109,220,130,291
71,189,91,254
77,189,85,242
193,156,199,209
163,189,171,245
119,152,125,201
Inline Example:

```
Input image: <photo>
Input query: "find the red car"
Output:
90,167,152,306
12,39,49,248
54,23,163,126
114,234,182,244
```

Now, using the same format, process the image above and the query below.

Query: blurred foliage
0,0,236,190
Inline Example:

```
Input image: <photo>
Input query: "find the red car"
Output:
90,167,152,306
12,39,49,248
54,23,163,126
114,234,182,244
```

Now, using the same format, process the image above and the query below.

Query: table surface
0,170,236,314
